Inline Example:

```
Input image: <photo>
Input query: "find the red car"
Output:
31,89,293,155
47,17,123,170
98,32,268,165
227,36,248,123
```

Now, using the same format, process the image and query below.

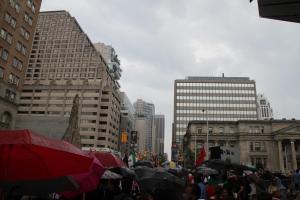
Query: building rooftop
175,76,254,82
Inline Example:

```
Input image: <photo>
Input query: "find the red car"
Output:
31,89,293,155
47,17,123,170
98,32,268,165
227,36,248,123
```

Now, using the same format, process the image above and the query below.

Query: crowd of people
80,168,300,200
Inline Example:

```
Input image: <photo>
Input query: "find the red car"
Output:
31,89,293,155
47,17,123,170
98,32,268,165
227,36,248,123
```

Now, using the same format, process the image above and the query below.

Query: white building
257,94,273,120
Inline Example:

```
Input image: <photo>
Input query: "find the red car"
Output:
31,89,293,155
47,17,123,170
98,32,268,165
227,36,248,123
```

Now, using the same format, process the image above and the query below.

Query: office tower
0,0,41,129
173,76,258,146
153,114,165,155
16,11,121,151
257,94,273,120
133,99,155,152
119,92,135,154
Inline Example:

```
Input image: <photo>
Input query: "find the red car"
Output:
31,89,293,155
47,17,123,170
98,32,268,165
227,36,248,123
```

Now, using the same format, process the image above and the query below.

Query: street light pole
206,111,209,159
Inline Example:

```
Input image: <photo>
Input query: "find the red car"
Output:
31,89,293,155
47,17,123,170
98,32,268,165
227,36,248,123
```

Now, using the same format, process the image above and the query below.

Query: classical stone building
186,119,300,172
16,11,121,151
0,0,41,129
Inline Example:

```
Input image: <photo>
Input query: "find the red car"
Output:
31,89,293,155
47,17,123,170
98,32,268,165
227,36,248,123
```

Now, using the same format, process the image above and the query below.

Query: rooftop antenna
222,73,224,78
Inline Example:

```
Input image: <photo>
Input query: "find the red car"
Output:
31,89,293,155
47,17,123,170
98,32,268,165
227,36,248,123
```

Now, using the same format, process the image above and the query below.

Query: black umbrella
202,159,256,175
196,166,218,175
134,167,185,194
133,160,153,168
109,167,137,179
0,176,79,197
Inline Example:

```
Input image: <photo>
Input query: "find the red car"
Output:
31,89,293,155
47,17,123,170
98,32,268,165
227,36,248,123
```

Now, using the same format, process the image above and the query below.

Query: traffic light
121,132,128,143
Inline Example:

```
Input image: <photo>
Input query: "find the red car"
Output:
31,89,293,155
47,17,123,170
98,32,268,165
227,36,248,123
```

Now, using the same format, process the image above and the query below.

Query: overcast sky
41,0,300,157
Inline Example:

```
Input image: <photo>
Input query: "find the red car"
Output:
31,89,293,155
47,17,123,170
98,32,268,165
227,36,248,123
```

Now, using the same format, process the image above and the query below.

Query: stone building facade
0,0,41,129
186,119,300,172
16,11,121,151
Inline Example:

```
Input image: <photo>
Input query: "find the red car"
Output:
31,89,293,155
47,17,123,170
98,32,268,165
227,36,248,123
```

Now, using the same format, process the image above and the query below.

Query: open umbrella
134,166,185,193
109,167,137,179
0,129,93,181
91,152,125,169
0,176,79,197
196,166,218,175
61,155,105,198
101,170,122,179
133,160,153,168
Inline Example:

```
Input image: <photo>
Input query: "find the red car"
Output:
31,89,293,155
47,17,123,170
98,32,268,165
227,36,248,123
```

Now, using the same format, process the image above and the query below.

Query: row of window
176,103,257,108
250,141,266,152
176,82,255,87
176,96,256,101
12,57,23,70
24,12,33,26
177,89,255,94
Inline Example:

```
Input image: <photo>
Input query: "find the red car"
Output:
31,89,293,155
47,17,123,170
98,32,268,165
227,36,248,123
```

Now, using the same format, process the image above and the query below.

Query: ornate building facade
186,119,300,172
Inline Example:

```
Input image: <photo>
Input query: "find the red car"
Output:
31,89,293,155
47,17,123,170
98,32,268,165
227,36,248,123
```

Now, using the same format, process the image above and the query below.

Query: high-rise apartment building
0,0,41,129
134,99,155,152
16,11,121,151
153,114,165,155
257,94,273,120
173,76,258,146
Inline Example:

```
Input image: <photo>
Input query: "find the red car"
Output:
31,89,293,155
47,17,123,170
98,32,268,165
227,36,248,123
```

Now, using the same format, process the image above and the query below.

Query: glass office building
173,76,258,145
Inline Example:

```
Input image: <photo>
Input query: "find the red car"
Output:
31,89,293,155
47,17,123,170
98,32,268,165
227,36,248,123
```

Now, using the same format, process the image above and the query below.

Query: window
27,0,36,13
219,127,224,134
9,0,20,13
0,29,12,44
16,41,27,55
208,127,213,134
0,48,9,61
5,90,16,102
197,128,202,135
0,67,4,78
20,27,30,40
4,13,16,28
8,73,19,86
24,12,33,26
12,57,23,70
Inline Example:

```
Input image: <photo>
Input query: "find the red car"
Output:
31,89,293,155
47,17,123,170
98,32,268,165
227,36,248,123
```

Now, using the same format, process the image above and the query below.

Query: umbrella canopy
196,166,218,175
134,167,185,193
133,160,153,168
0,176,79,197
91,152,125,169
0,129,93,181
61,155,105,198
109,167,137,179
101,170,122,179
202,159,256,174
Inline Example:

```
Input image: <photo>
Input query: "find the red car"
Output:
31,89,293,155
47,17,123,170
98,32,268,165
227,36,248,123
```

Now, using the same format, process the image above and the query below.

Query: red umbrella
61,154,105,198
0,129,93,181
91,152,125,169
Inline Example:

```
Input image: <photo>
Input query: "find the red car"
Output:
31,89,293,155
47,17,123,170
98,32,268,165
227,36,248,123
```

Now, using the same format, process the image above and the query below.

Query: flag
196,147,206,167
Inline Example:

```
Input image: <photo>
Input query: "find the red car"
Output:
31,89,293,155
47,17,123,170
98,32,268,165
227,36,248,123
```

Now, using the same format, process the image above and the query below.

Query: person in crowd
267,177,280,200
182,184,199,200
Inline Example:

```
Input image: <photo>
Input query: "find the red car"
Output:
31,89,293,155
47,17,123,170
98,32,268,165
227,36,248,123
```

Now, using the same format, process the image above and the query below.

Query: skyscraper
153,114,165,155
16,11,121,151
133,99,155,152
0,0,41,129
173,76,258,147
257,94,273,120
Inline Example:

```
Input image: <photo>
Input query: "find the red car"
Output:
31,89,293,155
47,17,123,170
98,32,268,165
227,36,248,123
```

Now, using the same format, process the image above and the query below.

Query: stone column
277,140,284,172
291,140,297,170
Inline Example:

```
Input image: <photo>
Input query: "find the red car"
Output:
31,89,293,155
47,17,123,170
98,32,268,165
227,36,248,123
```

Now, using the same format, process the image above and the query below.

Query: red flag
196,147,206,167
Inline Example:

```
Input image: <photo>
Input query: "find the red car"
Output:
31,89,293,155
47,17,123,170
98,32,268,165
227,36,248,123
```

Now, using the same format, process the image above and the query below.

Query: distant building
135,117,147,153
153,115,165,155
16,11,121,151
186,119,300,172
257,94,273,120
173,76,258,158
119,92,135,155
94,42,122,81
134,99,155,152
0,0,41,129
